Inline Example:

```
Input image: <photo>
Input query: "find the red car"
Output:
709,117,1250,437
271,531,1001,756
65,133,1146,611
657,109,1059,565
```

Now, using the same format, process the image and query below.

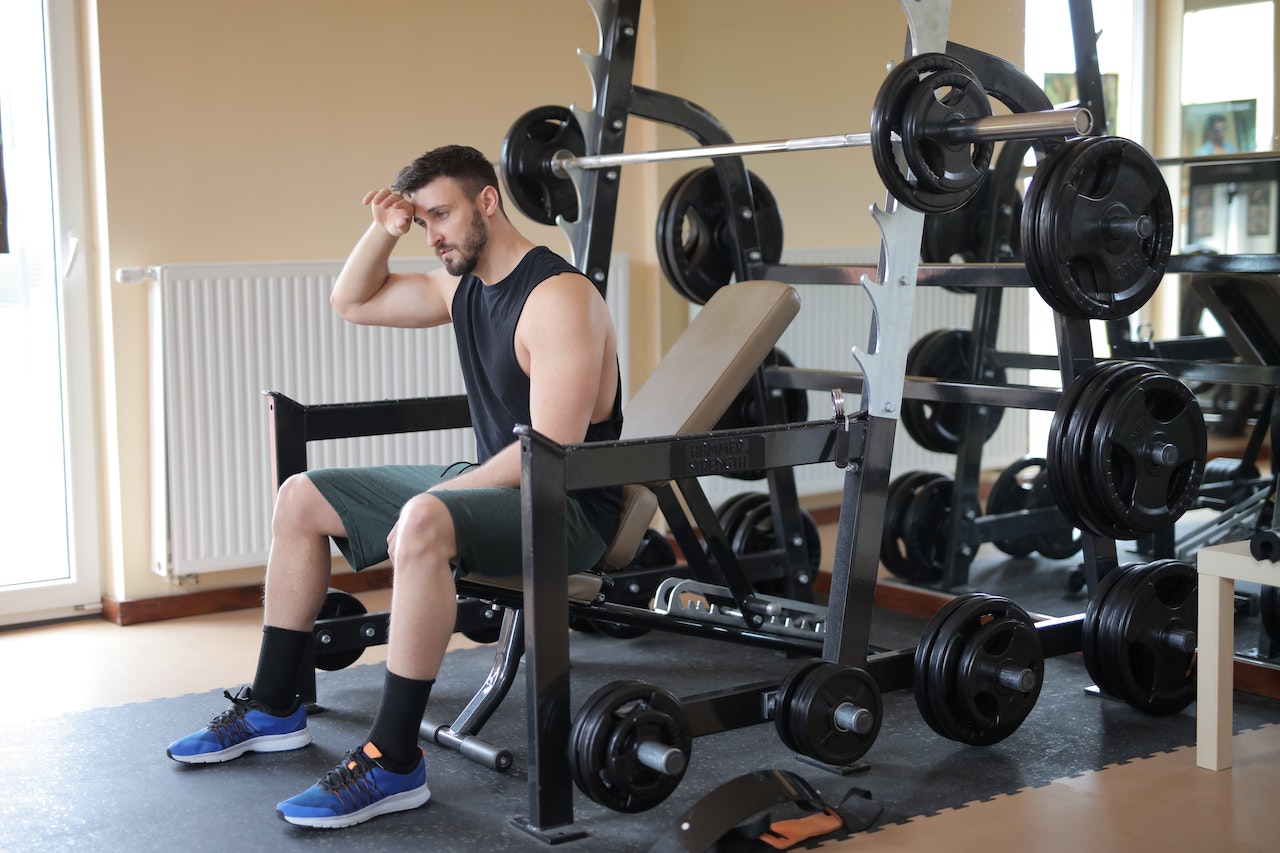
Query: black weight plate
951,614,1043,744
313,588,368,671
718,492,770,547
1033,136,1174,320
1023,138,1090,316
784,662,883,765
899,68,994,195
569,680,692,813
774,660,830,755
922,176,1024,294
913,593,988,735
1098,560,1160,700
499,105,585,226
1048,361,1157,539
1043,360,1121,525
1072,362,1162,539
1022,138,1092,316
1090,561,1160,701
925,595,1038,744
986,456,1048,558
1082,563,1140,691
881,470,949,578
732,501,822,571
870,53,991,214
1089,368,1206,538
655,169,707,303
1110,560,1198,716
919,593,993,739
901,328,1007,454
1027,469,1083,560
655,166,784,304
901,475,981,584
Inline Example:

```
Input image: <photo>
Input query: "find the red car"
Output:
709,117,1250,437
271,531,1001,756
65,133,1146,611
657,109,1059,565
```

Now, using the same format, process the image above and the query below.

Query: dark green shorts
307,463,608,577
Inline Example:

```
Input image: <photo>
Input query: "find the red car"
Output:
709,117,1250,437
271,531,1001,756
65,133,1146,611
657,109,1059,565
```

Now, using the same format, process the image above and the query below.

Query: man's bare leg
382,492,459,681
263,473,348,631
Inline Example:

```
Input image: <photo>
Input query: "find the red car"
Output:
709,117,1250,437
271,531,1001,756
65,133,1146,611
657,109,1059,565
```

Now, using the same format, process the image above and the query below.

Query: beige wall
86,0,1025,602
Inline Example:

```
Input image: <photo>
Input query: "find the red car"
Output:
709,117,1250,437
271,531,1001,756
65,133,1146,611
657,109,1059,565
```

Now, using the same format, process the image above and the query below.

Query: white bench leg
1196,574,1235,770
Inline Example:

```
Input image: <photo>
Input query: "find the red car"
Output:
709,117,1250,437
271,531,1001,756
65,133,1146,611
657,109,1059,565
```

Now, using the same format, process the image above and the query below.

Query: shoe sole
167,728,313,764
278,784,432,829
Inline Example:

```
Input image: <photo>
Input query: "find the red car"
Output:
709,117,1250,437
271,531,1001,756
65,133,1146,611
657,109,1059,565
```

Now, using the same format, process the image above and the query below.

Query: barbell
501,52,1091,222
549,108,1087,175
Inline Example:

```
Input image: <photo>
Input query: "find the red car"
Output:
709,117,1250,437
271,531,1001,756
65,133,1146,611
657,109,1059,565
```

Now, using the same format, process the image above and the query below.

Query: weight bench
267,278,801,769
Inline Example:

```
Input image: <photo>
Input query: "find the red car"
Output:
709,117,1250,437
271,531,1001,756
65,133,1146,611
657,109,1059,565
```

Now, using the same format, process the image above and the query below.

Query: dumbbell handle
636,739,687,776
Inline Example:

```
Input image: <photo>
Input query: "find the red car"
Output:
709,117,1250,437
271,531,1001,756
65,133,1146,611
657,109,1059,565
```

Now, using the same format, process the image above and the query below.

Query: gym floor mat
2,607,1276,853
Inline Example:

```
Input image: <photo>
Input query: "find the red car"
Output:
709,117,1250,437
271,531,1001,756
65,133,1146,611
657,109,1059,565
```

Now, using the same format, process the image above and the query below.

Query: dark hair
391,145,503,208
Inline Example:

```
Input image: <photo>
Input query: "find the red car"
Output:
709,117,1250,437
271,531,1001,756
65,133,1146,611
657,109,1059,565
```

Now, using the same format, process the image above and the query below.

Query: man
166,145,622,829
1195,114,1238,156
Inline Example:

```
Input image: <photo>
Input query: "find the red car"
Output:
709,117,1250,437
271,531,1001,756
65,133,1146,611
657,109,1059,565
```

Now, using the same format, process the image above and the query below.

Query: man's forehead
410,177,466,210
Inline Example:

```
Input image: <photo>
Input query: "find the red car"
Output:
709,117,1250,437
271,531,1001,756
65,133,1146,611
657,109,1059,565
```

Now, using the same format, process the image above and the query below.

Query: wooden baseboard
100,568,394,626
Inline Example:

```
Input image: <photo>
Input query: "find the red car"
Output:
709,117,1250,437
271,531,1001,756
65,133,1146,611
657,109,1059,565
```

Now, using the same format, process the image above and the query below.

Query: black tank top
452,246,622,541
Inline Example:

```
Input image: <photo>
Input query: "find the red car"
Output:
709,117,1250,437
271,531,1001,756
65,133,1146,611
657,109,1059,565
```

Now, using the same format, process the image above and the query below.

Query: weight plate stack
774,660,883,766
655,166,783,304
880,470,950,582
1048,361,1206,541
913,593,1044,745
1021,135,1173,320
569,680,692,813
870,53,994,214
1083,560,1197,716
899,475,981,584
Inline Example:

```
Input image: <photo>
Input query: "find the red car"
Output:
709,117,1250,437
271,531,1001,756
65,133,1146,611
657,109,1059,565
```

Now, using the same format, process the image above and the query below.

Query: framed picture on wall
1182,100,1257,158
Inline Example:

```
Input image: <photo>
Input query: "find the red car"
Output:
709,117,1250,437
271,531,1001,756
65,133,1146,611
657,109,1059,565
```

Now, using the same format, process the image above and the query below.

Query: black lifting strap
647,769,883,853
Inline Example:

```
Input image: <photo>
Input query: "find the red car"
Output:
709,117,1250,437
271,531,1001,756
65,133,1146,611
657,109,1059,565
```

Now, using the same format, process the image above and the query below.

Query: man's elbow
330,291,361,323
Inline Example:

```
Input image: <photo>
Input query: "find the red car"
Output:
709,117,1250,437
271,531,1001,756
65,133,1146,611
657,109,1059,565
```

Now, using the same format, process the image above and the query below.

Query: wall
86,0,1025,603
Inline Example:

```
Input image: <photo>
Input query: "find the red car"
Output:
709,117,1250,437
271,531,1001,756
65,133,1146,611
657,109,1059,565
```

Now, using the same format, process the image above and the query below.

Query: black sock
367,669,435,772
250,625,312,713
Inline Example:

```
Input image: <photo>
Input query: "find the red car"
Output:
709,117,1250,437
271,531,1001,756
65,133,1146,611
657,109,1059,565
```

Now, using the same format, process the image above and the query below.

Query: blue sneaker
276,742,431,829
166,686,311,764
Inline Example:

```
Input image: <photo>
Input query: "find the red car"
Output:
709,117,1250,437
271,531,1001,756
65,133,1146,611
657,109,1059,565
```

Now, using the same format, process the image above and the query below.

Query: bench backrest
600,280,800,569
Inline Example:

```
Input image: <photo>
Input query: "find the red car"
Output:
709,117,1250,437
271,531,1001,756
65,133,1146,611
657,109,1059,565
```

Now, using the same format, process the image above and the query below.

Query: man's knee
273,473,339,535
391,493,456,567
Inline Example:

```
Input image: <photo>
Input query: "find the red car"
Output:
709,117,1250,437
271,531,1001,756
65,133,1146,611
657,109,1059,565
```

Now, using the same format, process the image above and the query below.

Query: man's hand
364,188,415,237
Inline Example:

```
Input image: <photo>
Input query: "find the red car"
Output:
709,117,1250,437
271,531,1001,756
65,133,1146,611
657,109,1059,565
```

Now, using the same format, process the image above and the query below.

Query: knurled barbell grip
551,107,1091,175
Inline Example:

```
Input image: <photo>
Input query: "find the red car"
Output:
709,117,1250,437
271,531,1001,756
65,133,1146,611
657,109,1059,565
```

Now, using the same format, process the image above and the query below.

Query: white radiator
145,249,1027,577
146,255,631,577
698,248,1032,509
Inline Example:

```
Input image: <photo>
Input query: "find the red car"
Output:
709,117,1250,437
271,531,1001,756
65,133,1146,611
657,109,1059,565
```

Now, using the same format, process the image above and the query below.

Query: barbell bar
550,107,1091,176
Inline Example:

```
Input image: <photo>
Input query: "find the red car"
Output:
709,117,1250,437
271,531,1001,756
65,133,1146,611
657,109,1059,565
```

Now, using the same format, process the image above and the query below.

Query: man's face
411,178,490,277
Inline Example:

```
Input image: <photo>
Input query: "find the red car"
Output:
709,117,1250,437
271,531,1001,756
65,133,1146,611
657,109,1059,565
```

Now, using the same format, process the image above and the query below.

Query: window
0,0,101,624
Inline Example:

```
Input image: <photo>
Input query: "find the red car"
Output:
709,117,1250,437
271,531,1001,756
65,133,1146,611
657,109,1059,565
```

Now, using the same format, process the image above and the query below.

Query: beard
439,208,489,277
